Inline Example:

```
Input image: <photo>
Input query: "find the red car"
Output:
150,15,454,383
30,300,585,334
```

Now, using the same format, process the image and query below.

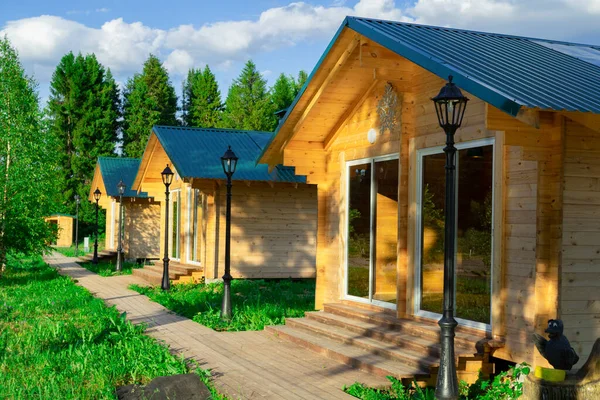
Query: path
45,252,389,399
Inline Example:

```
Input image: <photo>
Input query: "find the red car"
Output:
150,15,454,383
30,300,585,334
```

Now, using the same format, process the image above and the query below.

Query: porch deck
267,300,502,385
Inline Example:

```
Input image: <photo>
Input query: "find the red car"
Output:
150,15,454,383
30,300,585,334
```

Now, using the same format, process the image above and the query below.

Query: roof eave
132,130,159,191
257,17,352,165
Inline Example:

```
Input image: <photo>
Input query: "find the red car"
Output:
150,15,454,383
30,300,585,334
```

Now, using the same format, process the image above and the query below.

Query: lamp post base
435,316,459,400
221,275,232,320
116,249,123,272
92,243,99,265
161,258,170,291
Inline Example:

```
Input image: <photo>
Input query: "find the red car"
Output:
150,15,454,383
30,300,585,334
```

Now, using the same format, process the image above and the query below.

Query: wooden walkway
45,253,388,399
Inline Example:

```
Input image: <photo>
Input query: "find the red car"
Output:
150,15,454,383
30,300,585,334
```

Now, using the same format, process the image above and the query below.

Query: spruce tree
182,65,223,127
0,37,60,267
48,52,120,237
221,60,276,131
271,73,295,113
123,54,178,157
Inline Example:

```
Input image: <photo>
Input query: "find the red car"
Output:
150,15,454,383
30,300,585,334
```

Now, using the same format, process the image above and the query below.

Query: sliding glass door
346,155,399,308
416,139,494,328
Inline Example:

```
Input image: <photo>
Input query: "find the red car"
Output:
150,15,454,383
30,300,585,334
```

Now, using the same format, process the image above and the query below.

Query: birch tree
0,37,59,273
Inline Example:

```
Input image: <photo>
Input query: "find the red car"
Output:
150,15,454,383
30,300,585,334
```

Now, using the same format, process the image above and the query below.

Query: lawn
130,279,316,331
79,259,143,277
0,255,225,399
54,236,105,258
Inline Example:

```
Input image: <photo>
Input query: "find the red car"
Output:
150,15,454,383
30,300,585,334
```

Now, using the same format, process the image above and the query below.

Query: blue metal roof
346,16,600,114
98,157,148,198
152,126,306,183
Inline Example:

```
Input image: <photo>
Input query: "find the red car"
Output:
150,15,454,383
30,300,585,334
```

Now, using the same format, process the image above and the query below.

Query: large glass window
190,189,202,263
346,156,399,307
417,142,494,325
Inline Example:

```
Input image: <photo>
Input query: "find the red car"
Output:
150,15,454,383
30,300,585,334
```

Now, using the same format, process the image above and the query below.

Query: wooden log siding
488,107,564,367
279,44,585,367
561,119,600,368
204,182,317,279
123,199,161,260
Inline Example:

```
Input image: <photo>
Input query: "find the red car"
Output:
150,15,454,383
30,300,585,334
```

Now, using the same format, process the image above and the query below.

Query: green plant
130,279,315,332
344,364,530,399
0,254,225,399
463,363,530,400
344,377,434,400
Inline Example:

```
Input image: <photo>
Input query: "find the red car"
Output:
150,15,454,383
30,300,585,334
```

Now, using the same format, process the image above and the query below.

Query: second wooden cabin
131,126,317,284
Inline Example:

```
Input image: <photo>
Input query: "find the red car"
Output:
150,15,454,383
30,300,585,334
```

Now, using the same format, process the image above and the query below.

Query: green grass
130,279,316,332
0,254,226,399
79,259,143,277
54,236,105,258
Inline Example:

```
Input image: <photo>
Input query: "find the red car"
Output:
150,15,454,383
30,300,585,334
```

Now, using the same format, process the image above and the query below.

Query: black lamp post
431,75,469,400
161,165,174,291
116,180,126,272
92,188,102,265
220,145,238,319
74,194,80,257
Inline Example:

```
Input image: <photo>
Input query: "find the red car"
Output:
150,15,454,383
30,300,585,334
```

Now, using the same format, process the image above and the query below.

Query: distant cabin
45,214,74,247
90,157,160,261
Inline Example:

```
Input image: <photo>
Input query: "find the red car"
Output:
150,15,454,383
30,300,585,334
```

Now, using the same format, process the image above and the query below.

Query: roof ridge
348,16,600,48
98,156,141,162
154,125,273,135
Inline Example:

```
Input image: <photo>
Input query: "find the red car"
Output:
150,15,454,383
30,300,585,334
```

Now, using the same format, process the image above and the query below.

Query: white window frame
414,137,495,332
343,153,399,311
110,199,116,250
169,189,181,261
186,187,202,266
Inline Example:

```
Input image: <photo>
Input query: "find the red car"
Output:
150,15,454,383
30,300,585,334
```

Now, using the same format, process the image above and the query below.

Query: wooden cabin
45,214,74,247
131,126,316,284
89,157,160,260
259,16,600,374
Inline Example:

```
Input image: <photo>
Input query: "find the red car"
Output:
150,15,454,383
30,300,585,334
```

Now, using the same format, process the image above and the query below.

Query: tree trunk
0,140,10,278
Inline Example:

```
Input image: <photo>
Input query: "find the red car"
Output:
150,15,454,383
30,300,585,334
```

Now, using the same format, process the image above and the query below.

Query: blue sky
2,0,600,104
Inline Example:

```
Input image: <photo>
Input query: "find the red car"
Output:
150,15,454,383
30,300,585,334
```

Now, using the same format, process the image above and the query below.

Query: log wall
561,119,600,368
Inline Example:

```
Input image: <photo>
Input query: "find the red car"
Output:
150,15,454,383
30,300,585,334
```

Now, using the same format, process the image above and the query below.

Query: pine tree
123,54,178,157
182,65,223,127
271,73,295,113
0,37,60,267
47,52,120,237
221,60,276,131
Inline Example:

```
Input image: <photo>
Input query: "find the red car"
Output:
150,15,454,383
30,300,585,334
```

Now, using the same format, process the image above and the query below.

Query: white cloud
96,8,110,13
164,49,194,76
409,0,600,41
1,1,411,84
2,0,600,100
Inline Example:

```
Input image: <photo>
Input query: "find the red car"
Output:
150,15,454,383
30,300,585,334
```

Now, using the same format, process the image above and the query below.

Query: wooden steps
266,302,501,384
78,250,117,263
132,261,204,286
